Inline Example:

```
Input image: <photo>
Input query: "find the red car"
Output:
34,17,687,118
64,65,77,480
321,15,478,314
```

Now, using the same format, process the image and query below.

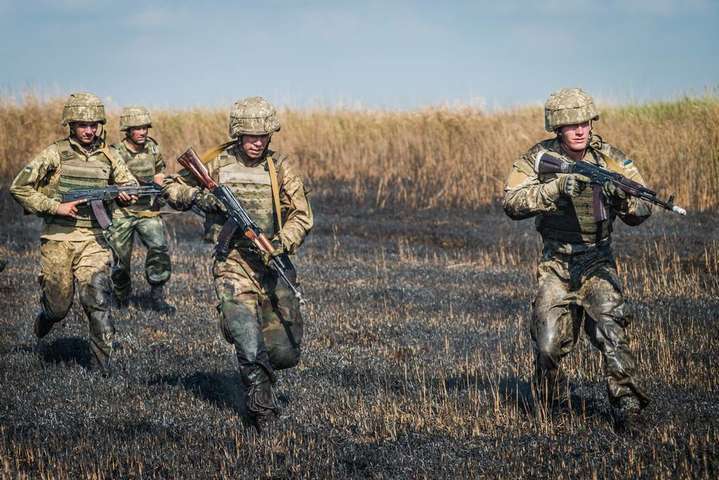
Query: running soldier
106,107,173,312
10,92,138,374
503,88,651,432
164,97,313,430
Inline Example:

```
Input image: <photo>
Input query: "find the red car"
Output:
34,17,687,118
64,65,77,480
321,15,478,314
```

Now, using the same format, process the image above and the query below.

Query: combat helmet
61,92,106,126
544,88,599,132
229,96,281,138
120,106,152,131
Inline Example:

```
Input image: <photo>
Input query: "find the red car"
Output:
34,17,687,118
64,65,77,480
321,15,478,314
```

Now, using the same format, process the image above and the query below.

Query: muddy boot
243,368,280,433
613,395,643,434
150,285,175,314
33,312,55,339
113,292,130,309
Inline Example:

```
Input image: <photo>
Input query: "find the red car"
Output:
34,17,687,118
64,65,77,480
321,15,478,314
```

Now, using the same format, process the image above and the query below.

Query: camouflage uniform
9,92,137,371
503,88,651,415
164,97,313,422
105,107,172,306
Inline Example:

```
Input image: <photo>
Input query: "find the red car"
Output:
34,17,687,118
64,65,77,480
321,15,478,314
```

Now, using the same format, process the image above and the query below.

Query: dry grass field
0,96,717,478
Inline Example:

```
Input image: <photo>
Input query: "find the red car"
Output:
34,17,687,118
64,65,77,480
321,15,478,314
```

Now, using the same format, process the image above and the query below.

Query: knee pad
217,296,259,344
264,326,301,370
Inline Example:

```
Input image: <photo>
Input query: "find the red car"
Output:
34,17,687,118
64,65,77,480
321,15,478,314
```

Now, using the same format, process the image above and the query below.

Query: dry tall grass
1,94,717,211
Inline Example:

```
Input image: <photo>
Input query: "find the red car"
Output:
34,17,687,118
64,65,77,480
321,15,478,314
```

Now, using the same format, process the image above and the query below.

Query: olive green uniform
10,136,137,368
106,138,171,301
504,137,651,408
164,144,313,414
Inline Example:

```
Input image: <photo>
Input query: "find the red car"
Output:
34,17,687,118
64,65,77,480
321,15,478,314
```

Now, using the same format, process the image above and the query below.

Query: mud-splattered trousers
106,215,171,300
214,247,303,399
504,137,652,408
39,237,115,366
10,136,138,369
531,246,649,407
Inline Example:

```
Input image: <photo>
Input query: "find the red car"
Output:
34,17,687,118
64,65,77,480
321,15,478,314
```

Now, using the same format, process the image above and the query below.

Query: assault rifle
61,184,163,229
176,147,306,304
535,151,687,221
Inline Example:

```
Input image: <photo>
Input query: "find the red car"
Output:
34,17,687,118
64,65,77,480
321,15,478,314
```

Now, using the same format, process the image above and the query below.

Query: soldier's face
241,134,271,159
559,121,591,152
72,122,99,145
128,126,149,145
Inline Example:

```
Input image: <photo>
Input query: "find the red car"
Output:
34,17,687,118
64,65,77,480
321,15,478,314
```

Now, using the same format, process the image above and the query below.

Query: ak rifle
535,151,687,221
61,184,163,229
176,147,306,304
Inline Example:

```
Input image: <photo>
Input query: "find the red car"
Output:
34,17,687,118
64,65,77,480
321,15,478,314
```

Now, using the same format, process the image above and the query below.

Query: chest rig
112,138,160,210
536,147,613,245
211,149,277,247
49,139,112,228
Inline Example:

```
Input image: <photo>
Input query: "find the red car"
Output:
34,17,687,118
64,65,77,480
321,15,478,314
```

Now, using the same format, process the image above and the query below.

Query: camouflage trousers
106,215,171,300
212,248,303,400
39,237,114,366
531,246,649,408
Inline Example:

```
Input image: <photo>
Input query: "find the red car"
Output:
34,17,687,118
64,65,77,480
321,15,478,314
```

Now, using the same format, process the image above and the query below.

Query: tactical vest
211,150,276,247
47,139,112,229
536,149,612,245
112,138,160,210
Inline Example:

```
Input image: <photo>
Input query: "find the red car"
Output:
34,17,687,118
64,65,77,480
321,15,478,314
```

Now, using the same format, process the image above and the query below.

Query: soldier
503,88,651,432
164,97,313,429
106,106,173,312
10,92,138,374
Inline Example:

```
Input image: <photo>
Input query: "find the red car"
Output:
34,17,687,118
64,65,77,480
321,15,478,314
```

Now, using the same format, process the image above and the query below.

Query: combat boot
243,368,280,433
33,312,54,339
149,285,175,314
113,292,130,309
613,395,642,434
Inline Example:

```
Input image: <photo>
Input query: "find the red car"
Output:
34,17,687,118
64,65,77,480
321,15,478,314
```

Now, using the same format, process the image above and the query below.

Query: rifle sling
266,156,283,232
200,141,236,164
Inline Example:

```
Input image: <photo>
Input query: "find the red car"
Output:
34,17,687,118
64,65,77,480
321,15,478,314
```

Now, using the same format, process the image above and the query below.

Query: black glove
193,189,226,214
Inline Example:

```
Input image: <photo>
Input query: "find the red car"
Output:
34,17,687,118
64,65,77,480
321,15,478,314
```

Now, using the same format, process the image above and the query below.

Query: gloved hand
602,181,627,206
192,189,226,214
261,241,285,267
556,173,590,198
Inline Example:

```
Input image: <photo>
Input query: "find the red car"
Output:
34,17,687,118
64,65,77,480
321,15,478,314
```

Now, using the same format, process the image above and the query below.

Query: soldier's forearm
619,198,652,226
277,215,312,253
10,186,60,216
163,182,199,211
503,184,558,220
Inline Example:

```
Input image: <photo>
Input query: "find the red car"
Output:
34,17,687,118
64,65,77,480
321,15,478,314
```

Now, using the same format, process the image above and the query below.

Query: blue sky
1,0,717,110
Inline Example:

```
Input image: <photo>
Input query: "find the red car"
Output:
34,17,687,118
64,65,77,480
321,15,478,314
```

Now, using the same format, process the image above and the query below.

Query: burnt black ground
0,188,717,479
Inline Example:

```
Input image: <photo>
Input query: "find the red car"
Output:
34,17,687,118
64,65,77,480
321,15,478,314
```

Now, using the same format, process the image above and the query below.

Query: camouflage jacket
164,144,313,254
111,137,165,217
10,136,137,240
503,136,652,254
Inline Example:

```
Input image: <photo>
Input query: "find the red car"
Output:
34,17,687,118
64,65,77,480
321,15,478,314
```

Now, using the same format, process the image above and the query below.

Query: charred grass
0,186,717,478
